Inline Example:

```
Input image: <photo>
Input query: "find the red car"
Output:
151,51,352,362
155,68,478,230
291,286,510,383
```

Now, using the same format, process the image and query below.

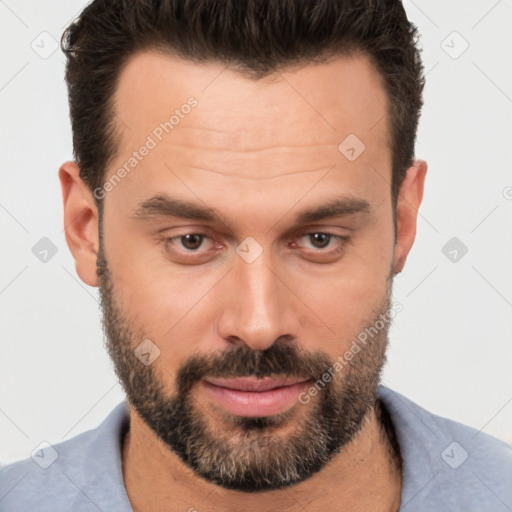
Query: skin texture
60,51,427,512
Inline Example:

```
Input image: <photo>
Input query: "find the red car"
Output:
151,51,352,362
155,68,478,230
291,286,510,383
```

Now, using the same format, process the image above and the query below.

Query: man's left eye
297,232,347,250
178,233,208,251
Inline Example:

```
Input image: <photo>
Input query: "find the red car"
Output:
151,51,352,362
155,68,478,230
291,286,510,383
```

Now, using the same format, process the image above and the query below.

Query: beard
97,241,394,493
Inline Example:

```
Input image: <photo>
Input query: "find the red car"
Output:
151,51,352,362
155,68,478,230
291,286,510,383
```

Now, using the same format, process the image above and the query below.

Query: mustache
174,341,334,395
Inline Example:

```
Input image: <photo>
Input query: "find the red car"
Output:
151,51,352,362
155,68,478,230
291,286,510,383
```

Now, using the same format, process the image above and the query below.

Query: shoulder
378,386,512,511
0,402,132,512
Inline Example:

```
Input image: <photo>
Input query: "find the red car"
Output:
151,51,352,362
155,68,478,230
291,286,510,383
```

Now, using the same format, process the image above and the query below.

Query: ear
393,159,428,274
59,161,100,287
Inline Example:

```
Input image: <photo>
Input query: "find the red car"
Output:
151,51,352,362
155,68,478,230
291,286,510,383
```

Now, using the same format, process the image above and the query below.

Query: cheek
105,230,222,351
288,270,389,352
289,224,394,348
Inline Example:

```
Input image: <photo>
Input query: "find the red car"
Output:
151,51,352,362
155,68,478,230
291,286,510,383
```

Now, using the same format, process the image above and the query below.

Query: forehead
108,50,391,203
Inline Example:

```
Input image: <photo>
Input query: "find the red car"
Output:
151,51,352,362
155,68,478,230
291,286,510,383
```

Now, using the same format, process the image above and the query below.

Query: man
1,0,510,510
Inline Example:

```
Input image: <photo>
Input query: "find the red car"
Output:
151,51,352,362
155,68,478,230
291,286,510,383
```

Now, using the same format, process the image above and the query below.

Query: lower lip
200,380,311,417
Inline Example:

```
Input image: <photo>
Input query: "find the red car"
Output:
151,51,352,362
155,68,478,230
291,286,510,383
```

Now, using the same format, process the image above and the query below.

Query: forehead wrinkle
185,164,335,181
155,116,339,148
166,139,338,152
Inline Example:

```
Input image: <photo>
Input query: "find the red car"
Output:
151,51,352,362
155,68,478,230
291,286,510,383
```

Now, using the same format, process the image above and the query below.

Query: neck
122,399,402,512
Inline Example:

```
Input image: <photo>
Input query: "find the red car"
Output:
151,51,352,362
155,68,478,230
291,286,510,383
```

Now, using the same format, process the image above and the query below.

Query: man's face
95,51,402,491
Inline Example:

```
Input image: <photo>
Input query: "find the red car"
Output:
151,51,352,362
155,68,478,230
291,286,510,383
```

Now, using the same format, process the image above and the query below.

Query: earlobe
59,161,100,287
393,159,428,274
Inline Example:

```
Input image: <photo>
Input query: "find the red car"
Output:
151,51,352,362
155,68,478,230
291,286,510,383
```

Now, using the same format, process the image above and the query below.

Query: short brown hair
61,0,425,207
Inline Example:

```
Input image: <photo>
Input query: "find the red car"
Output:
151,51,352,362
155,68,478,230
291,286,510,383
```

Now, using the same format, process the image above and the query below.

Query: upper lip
203,376,310,392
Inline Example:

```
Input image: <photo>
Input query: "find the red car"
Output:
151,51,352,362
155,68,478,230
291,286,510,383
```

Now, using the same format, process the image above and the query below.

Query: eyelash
293,231,350,252
160,231,351,261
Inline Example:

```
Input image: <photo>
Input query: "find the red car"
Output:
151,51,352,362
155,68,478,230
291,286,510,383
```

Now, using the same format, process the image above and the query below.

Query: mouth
200,376,312,417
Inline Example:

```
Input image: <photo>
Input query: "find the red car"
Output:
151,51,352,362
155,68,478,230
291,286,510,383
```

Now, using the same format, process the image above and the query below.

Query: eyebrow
133,194,371,228
294,197,370,224
133,195,227,224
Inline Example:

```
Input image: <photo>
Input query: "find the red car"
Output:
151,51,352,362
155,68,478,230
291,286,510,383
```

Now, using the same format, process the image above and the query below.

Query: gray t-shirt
1,386,511,511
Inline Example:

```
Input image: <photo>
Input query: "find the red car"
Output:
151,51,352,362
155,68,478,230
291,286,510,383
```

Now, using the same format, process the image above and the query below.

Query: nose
217,250,299,351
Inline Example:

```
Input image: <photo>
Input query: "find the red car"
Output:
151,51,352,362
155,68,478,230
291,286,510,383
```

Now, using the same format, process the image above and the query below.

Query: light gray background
1,0,511,465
